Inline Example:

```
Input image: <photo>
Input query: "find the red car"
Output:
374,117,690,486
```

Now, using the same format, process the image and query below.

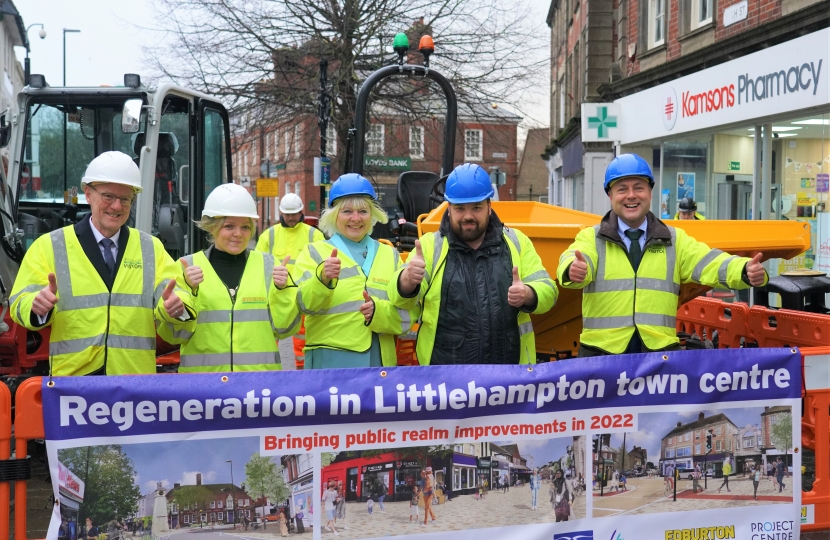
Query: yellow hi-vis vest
10,226,191,376
256,222,324,276
557,223,764,354
294,240,418,366
159,248,300,372
388,226,559,365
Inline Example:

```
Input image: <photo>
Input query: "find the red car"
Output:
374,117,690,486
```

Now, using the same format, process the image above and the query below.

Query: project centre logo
661,59,823,130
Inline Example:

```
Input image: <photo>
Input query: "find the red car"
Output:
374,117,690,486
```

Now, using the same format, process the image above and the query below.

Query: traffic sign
257,178,279,197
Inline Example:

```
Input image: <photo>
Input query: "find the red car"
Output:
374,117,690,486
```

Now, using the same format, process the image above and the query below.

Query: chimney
699,412,705,421
197,473,202,485
676,421,682,427
174,483,180,489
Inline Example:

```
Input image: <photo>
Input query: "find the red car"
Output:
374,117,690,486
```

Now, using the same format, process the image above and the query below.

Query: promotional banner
43,348,802,540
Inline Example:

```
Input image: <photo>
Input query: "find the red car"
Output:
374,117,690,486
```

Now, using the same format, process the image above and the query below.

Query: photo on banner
42,349,802,540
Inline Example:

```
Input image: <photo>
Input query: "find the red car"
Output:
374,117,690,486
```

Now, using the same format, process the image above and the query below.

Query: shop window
465,130,483,161
453,467,461,491
648,0,665,48
367,124,385,156
691,0,712,28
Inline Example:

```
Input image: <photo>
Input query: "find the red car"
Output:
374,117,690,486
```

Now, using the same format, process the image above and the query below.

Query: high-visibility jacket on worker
10,221,193,376
256,222,324,275
294,241,418,366
388,224,558,365
673,212,706,220
557,211,767,354
157,248,300,372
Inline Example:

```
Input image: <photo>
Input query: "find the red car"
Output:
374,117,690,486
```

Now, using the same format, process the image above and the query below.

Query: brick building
165,473,259,528
517,128,552,202
545,0,830,250
660,412,738,475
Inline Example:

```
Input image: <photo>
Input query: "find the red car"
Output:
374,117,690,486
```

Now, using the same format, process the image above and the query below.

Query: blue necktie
100,238,116,276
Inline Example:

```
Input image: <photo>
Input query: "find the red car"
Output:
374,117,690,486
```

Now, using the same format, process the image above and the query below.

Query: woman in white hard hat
293,173,418,368
158,183,300,372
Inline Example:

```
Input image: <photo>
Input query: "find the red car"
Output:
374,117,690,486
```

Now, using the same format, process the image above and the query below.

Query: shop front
322,453,428,503
57,461,84,540
290,479,314,530
477,457,492,491
616,28,829,285
452,452,478,496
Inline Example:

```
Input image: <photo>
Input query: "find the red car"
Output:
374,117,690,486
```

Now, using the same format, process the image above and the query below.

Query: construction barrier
0,382,10,540
676,297,750,349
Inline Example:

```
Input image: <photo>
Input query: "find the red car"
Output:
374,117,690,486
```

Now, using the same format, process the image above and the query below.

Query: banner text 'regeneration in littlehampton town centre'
56,364,791,433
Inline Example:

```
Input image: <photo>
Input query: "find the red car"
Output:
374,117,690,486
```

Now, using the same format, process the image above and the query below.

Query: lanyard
327,234,378,280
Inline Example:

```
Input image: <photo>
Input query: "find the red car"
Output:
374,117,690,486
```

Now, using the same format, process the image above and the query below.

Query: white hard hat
81,151,143,192
202,183,259,219
279,193,304,214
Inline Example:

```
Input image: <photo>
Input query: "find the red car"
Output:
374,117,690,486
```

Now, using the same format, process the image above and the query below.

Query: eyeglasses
89,184,136,207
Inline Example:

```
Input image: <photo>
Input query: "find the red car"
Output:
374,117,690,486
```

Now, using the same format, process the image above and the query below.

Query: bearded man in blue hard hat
557,153,768,357
389,163,558,365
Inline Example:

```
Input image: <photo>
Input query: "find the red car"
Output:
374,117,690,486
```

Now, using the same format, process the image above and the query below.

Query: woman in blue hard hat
389,163,558,365
157,183,300,371
557,153,767,357
293,173,418,368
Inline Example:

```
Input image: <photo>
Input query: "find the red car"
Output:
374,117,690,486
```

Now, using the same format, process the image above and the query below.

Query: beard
452,218,486,242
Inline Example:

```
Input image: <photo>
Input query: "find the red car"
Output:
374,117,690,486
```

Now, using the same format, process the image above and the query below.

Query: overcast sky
15,0,551,132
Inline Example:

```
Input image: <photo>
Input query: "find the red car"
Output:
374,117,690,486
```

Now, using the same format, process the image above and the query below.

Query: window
715,426,722,435
251,139,257,164
677,446,691,457
285,128,291,159
294,125,301,158
366,124,385,155
716,440,722,451
758,436,763,446
744,438,754,448
665,448,675,458
558,77,566,129
684,432,690,442
648,0,665,48
695,431,700,439
410,126,424,159
273,130,280,161
265,133,271,159
691,0,713,28
238,498,244,507
326,124,337,156
217,500,223,508
243,151,249,176
245,498,250,507
695,443,701,454
210,512,216,521
668,437,673,446
465,129,483,161
183,514,190,524
210,501,216,509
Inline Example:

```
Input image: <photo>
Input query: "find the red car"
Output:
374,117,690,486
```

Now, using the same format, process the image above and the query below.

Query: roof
166,483,245,498
0,0,26,48
665,413,737,438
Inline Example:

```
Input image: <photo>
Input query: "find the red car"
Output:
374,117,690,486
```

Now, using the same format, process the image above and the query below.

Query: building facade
282,453,313,528
165,474,256,528
660,412,738,476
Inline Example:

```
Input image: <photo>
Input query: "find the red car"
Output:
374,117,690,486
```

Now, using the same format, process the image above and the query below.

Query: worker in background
557,154,767,357
390,163,558,365
256,193,324,370
294,174,417,368
158,183,299,372
674,197,706,220
10,151,193,376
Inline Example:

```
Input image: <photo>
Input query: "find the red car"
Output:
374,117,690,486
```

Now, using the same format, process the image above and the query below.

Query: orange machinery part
801,347,830,532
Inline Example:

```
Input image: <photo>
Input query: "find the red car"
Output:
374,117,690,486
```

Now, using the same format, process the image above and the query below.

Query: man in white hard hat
10,151,195,376
256,192,323,369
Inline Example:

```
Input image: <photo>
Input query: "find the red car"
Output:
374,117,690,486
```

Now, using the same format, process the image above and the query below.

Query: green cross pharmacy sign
581,103,621,142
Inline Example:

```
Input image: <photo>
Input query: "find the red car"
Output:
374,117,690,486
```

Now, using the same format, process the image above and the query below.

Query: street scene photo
592,406,795,517
316,436,587,538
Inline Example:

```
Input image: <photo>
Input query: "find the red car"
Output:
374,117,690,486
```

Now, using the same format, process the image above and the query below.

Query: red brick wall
715,0,782,40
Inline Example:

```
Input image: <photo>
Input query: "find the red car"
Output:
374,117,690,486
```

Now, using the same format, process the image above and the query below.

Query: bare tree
145,0,546,171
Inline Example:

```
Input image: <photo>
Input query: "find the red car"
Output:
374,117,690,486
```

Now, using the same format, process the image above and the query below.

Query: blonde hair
319,196,388,238
194,215,257,244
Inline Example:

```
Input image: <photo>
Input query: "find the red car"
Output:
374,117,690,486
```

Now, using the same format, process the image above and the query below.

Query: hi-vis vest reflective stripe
413,227,555,365
257,223,323,274
581,225,679,352
11,227,160,375
177,249,285,372
295,241,412,366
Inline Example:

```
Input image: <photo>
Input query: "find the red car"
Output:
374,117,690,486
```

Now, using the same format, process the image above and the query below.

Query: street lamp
24,24,46,86
226,460,235,529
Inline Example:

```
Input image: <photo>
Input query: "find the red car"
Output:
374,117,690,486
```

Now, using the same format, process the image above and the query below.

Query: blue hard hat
444,163,495,204
604,154,655,193
329,173,377,205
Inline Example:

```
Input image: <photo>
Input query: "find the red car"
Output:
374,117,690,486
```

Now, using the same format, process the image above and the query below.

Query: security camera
38,28,47,39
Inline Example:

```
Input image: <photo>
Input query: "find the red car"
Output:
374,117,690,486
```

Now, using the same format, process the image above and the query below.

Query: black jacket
431,210,521,364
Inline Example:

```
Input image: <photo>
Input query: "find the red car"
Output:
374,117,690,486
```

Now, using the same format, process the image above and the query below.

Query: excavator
0,73,234,385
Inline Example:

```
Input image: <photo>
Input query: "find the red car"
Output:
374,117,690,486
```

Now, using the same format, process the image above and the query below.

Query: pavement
593,475,793,517
304,484,586,538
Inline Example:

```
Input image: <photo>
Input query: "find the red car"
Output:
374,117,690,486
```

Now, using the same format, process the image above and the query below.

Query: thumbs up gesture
400,239,426,294
273,255,291,288
32,272,59,317
181,258,204,290
507,266,530,307
322,248,341,286
568,250,589,283
359,290,375,323
162,278,186,319
746,252,766,287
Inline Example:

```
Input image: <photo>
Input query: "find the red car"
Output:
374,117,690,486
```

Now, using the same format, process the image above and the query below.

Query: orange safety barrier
748,305,830,349
11,377,44,540
1,382,10,540
802,347,830,532
396,337,418,366
676,297,750,349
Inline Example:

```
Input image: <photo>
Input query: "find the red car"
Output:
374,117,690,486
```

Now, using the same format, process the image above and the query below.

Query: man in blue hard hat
389,163,558,364
556,153,767,357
